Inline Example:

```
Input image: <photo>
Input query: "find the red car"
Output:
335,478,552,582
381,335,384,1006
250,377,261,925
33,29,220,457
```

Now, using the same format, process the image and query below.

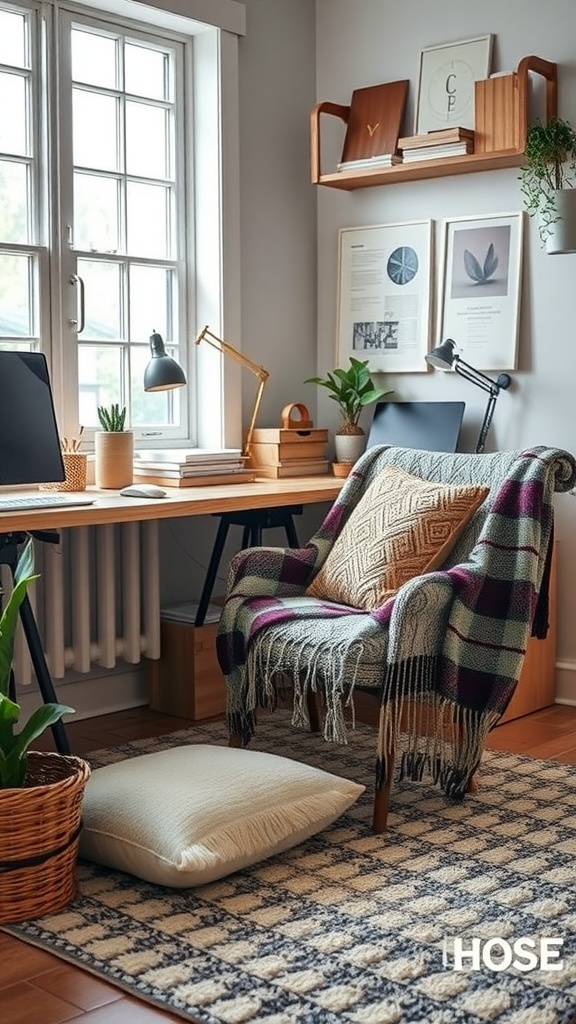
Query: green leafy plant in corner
0,539,74,788
97,403,127,431
305,357,393,434
519,117,576,245
464,243,498,284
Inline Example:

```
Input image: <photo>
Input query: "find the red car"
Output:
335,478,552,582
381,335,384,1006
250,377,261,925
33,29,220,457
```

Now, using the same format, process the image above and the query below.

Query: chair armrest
227,544,320,599
379,572,455,660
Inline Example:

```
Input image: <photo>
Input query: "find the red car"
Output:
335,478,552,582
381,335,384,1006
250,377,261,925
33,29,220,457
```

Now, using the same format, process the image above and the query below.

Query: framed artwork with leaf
437,212,523,370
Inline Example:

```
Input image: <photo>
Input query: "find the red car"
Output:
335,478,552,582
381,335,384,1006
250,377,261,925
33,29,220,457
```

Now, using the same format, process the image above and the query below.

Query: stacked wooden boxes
248,405,329,478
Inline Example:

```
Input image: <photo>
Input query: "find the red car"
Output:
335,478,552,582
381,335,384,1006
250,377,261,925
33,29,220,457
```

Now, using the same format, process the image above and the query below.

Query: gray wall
314,0,576,701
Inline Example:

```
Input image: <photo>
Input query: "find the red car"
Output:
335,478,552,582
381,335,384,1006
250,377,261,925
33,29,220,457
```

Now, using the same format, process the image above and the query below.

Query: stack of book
398,127,474,162
133,449,256,487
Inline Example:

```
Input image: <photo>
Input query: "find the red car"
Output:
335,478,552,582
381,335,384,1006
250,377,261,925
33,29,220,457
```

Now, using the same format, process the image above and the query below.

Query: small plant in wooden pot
519,117,576,252
305,357,393,475
0,538,90,923
95,402,134,489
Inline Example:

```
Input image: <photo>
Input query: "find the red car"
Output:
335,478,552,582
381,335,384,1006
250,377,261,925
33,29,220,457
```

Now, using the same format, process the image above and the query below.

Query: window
0,0,243,449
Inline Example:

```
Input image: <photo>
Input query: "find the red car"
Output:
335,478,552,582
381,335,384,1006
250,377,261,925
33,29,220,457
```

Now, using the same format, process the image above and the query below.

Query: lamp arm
195,324,270,458
454,358,496,395
476,392,498,454
195,325,269,383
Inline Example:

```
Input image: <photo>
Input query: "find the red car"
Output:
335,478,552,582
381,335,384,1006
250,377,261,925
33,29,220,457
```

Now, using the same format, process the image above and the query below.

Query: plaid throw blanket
217,445,575,798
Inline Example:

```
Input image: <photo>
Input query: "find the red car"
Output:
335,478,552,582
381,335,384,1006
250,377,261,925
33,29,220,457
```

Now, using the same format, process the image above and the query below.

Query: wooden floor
2,701,576,1023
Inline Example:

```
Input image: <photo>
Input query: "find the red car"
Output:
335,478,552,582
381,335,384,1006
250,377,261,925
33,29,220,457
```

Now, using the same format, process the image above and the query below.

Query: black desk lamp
144,331,187,392
425,339,512,454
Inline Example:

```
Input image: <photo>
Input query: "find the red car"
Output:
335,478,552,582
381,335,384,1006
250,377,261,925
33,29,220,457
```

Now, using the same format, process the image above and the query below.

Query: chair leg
372,747,394,834
467,773,478,794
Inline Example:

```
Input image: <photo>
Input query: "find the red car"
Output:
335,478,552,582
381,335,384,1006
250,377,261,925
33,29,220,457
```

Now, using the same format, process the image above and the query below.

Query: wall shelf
311,56,557,191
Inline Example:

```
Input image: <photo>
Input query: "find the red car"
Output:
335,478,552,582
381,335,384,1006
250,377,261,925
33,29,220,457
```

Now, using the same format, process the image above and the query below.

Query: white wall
315,0,576,703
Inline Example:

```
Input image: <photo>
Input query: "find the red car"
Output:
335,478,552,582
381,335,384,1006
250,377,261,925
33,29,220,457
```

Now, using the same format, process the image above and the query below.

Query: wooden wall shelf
311,56,557,192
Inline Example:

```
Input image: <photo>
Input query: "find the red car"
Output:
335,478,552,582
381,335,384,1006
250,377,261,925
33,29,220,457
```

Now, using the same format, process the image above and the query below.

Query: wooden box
248,427,329,477
474,74,522,154
147,618,226,721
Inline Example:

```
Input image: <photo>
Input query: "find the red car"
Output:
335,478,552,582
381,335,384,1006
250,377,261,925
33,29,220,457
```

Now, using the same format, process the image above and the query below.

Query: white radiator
2,522,161,686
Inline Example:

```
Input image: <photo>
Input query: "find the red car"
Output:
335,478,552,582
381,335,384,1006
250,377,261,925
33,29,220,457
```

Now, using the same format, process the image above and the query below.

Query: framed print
437,212,524,370
336,220,433,373
415,35,493,135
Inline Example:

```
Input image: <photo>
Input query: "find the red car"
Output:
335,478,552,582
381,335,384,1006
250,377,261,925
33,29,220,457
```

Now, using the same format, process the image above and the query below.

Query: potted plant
0,538,90,923
95,402,134,489
305,357,393,471
519,117,576,252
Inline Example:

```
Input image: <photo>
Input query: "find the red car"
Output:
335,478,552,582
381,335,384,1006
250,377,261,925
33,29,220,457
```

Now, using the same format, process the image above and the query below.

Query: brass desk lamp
194,325,270,458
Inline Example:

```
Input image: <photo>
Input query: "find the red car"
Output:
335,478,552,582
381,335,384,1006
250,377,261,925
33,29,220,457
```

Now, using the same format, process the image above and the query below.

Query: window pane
129,264,172,343
0,72,27,155
0,161,29,243
127,181,169,257
125,43,168,101
72,29,118,89
73,90,118,171
74,172,119,252
0,252,32,336
78,345,125,426
77,259,122,340
0,10,27,67
126,102,169,179
131,344,178,426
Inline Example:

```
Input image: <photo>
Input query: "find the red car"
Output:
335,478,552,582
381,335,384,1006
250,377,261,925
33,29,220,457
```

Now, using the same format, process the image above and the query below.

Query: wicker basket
0,751,91,924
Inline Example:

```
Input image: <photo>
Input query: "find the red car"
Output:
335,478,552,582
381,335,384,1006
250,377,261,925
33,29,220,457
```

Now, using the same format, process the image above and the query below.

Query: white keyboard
0,493,96,512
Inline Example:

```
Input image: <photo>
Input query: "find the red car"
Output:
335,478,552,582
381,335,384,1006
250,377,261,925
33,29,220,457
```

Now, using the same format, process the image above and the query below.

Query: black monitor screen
367,401,466,453
0,351,65,485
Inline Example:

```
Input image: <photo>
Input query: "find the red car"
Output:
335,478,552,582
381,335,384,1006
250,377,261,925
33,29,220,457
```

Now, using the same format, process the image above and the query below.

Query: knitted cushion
79,745,364,887
306,465,489,609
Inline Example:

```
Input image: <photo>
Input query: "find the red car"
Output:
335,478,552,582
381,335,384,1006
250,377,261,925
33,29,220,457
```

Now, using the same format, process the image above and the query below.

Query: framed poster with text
437,211,523,370
336,220,433,373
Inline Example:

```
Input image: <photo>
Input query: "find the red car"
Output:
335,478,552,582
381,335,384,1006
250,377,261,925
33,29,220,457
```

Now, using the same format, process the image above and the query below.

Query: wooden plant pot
0,752,91,924
95,431,134,489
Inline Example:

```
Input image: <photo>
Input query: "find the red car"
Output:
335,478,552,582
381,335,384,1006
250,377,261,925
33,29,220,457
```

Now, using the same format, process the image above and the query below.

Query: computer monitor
0,351,65,485
367,401,465,453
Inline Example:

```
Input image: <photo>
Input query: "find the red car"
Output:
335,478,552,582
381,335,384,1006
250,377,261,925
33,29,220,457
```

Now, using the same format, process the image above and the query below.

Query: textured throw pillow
79,745,364,887
306,464,489,610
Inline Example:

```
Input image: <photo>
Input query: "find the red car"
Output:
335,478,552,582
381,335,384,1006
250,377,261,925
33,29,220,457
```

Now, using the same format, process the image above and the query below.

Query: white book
134,464,244,478
402,143,471,161
337,154,400,172
135,447,242,464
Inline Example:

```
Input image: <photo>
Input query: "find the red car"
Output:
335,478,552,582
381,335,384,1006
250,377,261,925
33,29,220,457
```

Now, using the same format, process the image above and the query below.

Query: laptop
367,401,465,453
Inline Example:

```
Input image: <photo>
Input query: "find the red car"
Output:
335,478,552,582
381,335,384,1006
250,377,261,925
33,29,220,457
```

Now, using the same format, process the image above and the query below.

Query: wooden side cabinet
499,545,557,724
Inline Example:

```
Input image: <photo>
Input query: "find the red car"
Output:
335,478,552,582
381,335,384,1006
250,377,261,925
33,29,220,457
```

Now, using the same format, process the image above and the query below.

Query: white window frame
33,0,244,451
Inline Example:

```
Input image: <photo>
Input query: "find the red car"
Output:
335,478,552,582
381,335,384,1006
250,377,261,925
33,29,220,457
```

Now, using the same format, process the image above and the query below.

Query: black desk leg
18,593,71,755
195,518,231,628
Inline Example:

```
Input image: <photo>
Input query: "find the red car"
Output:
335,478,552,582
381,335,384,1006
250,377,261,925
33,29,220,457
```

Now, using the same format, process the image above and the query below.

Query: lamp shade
425,339,457,370
144,331,187,392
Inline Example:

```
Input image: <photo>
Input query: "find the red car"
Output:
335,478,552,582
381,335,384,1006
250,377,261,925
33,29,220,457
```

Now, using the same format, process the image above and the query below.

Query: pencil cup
40,453,88,492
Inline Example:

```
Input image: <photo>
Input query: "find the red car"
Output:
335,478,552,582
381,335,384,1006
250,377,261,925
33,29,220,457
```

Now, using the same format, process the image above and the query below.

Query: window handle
70,274,85,334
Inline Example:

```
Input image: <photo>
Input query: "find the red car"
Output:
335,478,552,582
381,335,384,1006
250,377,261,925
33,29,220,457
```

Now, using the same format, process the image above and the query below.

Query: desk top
0,476,344,532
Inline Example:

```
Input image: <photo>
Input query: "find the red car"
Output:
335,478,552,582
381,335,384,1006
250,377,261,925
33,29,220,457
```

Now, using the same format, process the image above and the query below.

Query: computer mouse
119,484,167,499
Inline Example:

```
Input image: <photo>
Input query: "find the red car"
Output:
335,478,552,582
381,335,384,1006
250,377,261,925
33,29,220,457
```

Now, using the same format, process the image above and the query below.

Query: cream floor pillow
80,744,364,887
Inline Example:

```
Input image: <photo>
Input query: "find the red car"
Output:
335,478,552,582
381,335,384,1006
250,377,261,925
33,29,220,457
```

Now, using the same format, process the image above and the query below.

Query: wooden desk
0,476,343,532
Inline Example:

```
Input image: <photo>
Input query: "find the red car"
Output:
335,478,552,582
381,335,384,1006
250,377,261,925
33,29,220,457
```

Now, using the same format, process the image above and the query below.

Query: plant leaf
483,243,498,280
10,703,75,762
463,249,484,282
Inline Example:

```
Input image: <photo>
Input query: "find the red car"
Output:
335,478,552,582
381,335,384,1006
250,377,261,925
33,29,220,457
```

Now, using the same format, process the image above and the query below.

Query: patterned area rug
5,712,576,1024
